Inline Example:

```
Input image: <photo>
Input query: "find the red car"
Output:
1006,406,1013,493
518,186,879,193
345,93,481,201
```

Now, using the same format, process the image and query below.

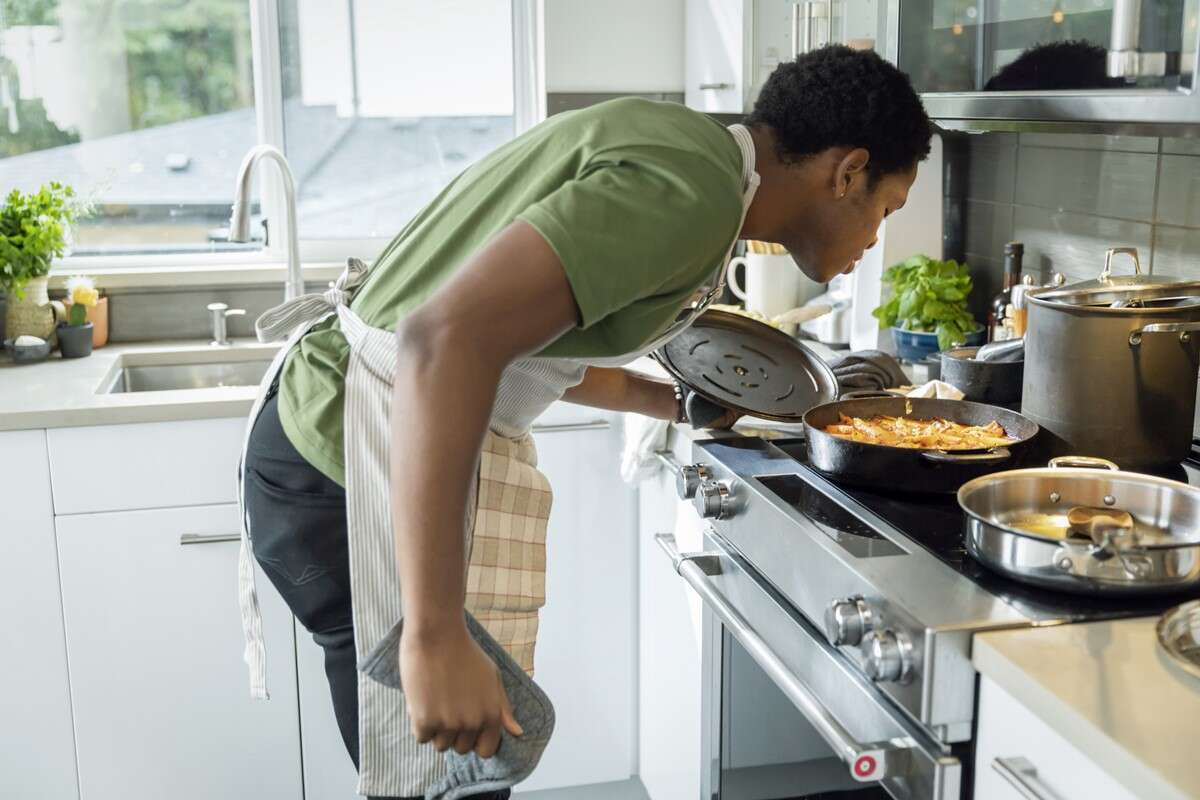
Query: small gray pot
57,323,94,359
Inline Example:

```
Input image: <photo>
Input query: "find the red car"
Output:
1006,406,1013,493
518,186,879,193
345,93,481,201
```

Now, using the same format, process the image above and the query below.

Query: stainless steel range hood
891,0,1200,136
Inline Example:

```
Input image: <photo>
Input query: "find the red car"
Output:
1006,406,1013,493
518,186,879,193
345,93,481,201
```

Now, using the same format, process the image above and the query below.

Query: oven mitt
685,390,734,429
829,350,908,392
358,612,555,800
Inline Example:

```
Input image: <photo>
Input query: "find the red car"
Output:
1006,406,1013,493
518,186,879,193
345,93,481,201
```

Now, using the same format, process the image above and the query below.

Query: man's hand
401,623,524,757
684,391,743,430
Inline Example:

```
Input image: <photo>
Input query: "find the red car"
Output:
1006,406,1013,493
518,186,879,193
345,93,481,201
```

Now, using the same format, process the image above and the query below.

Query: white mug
727,253,817,319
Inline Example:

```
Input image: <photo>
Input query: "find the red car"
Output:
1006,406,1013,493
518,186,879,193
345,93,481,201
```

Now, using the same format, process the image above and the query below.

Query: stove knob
824,597,874,647
860,630,912,683
694,480,731,519
676,464,711,500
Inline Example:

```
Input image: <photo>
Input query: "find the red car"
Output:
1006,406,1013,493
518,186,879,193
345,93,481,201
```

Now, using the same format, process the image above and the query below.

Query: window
0,0,534,266
277,0,516,243
0,0,260,256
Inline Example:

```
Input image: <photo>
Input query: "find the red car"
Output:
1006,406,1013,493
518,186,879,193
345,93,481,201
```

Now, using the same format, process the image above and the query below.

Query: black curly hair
747,45,932,185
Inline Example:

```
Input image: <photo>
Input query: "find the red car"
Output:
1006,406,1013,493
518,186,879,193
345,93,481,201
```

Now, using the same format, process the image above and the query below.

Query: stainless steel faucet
229,144,304,301
207,302,246,347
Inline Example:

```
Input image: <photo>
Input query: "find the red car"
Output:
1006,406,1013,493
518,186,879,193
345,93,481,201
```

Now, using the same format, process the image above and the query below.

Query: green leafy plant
872,255,978,351
0,182,89,298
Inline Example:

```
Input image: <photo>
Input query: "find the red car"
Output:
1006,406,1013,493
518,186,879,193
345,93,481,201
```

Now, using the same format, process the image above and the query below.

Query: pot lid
1157,600,1200,680
654,309,838,421
1032,247,1200,308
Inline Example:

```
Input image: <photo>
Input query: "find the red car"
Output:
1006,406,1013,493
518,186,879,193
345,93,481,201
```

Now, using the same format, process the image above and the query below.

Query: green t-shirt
278,98,745,485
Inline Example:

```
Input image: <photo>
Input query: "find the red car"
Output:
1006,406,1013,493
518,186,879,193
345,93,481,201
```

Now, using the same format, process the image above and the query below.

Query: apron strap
255,257,371,342
237,256,371,700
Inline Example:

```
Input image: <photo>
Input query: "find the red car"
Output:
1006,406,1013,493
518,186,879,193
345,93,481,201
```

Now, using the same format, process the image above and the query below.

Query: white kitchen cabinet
518,412,639,792
974,675,1138,800
686,0,893,114
56,503,302,800
685,0,749,112
637,454,705,800
296,622,360,799
0,430,79,800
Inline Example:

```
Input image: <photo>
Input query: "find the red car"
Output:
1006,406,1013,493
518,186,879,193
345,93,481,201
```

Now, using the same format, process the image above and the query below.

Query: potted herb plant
872,255,983,362
58,276,99,358
0,182,89,344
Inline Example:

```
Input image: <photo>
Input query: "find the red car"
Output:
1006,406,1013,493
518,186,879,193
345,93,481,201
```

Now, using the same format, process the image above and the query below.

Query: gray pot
940,346,1023,406
1021,248,1200,469
57,323,94,359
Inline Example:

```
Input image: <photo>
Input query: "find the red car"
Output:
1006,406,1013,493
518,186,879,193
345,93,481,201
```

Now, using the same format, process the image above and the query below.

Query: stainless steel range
656,434,1189,800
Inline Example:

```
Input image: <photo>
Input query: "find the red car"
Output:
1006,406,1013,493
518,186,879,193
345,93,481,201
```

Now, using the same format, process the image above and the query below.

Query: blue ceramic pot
891,325,984,363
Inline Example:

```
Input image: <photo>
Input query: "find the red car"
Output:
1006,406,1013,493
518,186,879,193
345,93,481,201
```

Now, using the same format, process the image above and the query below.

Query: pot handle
1053,540,1155,581
838,388,906,400
1048,456,1120,471
921,447,1010,464
1100,247,1143,281
1128,320,1200,346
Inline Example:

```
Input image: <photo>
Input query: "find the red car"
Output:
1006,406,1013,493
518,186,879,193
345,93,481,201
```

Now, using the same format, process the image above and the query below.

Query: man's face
782,163,917,284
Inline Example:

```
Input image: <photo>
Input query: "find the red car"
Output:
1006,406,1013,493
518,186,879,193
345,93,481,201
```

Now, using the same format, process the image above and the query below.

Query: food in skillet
823,414,1015,450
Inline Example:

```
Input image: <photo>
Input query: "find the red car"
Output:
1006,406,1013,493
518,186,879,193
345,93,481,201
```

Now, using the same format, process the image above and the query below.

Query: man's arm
390,221,578,758
561,367,678,420
562,366,742,429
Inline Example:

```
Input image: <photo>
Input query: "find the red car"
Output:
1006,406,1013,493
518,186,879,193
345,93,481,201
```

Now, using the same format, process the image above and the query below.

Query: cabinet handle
180,533,241,546
530,420,611,434
654,450,684,472
792,2,803,58
698,82,733,90
992,757,1064,800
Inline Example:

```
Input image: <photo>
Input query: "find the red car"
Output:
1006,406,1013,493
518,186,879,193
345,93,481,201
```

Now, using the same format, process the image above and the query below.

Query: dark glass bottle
989,242,1024,341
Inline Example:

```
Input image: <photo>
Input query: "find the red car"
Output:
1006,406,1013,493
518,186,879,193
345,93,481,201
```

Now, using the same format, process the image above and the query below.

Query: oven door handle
655,533,909,784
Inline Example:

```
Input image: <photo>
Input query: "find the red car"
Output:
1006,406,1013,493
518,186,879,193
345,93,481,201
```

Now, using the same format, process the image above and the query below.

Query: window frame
45,0,544,285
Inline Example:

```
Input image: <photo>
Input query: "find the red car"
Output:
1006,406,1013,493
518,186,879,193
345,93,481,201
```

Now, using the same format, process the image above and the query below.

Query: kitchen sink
100,347,279,394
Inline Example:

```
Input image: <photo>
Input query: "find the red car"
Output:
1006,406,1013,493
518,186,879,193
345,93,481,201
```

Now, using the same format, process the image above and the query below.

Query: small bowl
891,326,984,363
4,338,52,364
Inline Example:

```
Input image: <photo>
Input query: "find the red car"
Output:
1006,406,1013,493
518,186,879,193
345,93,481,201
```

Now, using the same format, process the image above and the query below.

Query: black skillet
803,395,1040,494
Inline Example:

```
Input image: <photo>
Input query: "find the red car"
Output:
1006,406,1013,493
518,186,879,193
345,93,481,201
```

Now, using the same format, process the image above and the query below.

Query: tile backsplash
950,132,1200,293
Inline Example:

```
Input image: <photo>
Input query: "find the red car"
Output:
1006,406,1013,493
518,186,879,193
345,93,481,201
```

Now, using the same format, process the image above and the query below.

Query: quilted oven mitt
359,612,556,800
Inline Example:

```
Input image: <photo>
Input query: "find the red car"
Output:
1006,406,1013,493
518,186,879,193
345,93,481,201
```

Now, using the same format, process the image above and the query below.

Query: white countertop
0,338,279,432
974,617,1200,800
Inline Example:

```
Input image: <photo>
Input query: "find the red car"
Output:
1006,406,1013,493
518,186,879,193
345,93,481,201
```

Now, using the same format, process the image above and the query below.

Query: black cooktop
770,439,1200,622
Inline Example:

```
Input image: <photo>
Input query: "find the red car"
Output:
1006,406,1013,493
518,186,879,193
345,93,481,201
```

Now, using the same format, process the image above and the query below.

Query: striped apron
234,122,760,796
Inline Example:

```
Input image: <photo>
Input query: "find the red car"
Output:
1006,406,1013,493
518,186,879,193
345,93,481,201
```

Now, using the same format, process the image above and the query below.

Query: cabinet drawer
47,417,246,514
974,676,1138,800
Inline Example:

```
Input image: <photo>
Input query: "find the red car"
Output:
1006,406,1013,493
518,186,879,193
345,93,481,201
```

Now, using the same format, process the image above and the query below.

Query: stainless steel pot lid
957,456,1200,547
1032,247,1200,309
1157,600,1200,680
654,309,838,421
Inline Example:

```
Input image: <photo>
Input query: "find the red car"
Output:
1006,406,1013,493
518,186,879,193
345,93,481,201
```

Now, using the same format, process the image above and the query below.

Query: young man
241,45,931,799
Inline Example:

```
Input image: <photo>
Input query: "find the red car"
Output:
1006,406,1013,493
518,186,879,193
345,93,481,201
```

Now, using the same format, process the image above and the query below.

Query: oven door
657,531,963,800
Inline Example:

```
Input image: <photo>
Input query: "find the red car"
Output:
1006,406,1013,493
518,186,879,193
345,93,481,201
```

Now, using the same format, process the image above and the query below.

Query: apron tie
255,257,371,342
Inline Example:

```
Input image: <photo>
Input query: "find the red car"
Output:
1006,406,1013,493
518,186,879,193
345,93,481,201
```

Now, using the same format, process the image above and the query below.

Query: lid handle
1048,455,1120,471
1101,247,1143,281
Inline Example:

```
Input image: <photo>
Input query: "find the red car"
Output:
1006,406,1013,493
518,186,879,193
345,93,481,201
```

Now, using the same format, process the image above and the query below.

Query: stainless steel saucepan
958,456,1200,595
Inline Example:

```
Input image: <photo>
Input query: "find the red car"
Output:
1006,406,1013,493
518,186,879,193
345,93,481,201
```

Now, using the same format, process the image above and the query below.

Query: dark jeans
244,388,510,800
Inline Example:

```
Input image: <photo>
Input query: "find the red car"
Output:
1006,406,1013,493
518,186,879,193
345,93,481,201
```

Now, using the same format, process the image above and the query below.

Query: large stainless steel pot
1022,247,1200,469
958,456,1200,595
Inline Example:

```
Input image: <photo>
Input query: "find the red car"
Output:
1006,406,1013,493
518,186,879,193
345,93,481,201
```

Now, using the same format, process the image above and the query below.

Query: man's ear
833,148,871,198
